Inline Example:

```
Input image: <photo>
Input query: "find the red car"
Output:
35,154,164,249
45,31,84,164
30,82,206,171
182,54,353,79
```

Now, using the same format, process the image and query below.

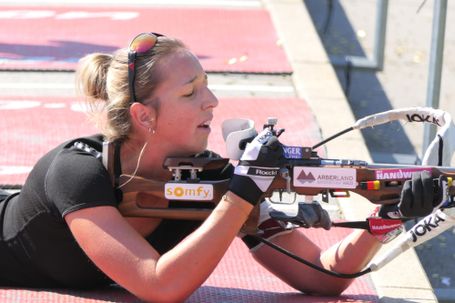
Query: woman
0,33,440,302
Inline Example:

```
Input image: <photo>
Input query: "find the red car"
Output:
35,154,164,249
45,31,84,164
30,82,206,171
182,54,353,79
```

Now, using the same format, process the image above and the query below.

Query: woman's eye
183,90,194,97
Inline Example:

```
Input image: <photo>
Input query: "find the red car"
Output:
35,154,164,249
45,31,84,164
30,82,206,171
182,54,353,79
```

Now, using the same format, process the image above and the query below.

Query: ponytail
76,53,112,102
76,36,186,141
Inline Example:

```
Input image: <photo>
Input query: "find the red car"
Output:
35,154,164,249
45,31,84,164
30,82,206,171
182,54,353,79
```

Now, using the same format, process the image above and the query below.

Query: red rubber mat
0,6,291,74
0,96,379,301
0,236,378,303
0,96,322,186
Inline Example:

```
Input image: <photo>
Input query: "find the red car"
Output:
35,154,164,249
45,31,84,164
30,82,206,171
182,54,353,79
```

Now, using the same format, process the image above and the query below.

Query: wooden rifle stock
117,158,230,220
266,164,455,204
115,154,455,221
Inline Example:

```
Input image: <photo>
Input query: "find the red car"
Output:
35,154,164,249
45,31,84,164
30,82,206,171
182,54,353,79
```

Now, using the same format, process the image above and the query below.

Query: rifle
115,107,455,227
113,107,455,277
117,147,455,214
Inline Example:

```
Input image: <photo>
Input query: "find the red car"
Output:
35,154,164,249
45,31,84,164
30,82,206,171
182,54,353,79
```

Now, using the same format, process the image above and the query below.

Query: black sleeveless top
0,135,233,289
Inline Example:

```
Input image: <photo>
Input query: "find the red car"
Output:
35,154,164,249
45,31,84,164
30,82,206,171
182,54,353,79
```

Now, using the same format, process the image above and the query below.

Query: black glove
269,201,332,230
379,171,444,219
228,128,286,205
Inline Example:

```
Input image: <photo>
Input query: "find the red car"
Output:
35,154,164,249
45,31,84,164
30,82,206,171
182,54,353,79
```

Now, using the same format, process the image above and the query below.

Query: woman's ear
129,103,157,133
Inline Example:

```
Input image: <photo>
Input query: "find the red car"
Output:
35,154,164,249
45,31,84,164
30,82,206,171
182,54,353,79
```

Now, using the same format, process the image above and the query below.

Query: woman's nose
202,88,219,110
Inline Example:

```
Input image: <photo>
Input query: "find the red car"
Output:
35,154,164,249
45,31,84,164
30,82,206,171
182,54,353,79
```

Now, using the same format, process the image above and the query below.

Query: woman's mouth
198,120,212,130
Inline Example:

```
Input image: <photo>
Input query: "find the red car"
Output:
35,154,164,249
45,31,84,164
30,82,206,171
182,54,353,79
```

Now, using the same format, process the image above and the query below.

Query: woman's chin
168,144,207,158
191,144,208,155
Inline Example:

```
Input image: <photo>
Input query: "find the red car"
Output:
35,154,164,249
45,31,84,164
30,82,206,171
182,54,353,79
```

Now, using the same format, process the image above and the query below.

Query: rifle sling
332,221,370,230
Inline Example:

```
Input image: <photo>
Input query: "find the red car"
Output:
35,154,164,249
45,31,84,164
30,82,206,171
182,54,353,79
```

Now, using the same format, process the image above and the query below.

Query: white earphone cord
117,141,148,189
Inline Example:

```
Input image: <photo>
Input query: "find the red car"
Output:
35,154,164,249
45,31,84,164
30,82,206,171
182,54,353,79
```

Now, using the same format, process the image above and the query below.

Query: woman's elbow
137,284,194,303
307,287,346,297
297,279,352,297
139,292,189,303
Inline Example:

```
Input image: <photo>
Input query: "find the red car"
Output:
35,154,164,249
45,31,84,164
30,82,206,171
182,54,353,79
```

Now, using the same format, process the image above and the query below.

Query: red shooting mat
0,6,291,74
0,96,378,302
0,235,378,303
0,96,323,186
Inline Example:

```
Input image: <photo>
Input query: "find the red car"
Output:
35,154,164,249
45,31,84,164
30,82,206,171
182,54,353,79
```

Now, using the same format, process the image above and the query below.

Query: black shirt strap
113,141,123,202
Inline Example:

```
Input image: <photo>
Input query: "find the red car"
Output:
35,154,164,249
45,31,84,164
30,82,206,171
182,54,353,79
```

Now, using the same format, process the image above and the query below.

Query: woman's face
149,49,219,156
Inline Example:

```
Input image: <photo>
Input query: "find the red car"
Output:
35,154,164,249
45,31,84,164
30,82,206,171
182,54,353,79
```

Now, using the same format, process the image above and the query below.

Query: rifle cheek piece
222,118,257,160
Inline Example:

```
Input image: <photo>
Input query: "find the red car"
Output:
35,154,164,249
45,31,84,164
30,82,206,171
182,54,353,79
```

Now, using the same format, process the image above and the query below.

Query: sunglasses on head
128,32,164,103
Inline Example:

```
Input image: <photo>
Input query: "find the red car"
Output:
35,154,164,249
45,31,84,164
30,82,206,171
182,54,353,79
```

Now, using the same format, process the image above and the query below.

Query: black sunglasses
128,32,164,103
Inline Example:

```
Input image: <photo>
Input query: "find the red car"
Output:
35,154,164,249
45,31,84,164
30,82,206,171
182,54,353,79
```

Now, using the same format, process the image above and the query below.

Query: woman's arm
251,169,446,296
249,229,381,296
65,192,252,303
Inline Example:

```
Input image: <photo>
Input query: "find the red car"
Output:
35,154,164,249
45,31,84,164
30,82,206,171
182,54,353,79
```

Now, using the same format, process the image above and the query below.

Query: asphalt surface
304,0,455,300
0,71,295,98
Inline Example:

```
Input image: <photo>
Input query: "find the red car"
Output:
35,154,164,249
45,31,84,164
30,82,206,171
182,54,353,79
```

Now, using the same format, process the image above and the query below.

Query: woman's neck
120,138,172,181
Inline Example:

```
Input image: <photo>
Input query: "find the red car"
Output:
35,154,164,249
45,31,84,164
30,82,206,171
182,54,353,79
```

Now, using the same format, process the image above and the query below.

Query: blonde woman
0,33,439,302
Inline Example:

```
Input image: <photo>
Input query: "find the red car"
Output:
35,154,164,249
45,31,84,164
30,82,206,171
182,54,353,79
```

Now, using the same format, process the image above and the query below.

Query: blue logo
283,146,303,159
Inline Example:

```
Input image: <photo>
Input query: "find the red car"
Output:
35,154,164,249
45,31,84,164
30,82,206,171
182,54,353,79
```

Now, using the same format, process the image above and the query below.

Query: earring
149,117,156,134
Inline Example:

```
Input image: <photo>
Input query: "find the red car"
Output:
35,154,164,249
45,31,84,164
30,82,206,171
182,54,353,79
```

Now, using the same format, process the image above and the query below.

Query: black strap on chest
113,141,123,202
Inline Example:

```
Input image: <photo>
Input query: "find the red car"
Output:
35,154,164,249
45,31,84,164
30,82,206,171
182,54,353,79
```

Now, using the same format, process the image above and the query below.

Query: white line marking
43,103,66,109
0,165,32,175
210,84,294,93
0,100,41,110
71,102,89,112
0,82,294,93
0,83,74,89
144,0,262,8
1,0,262,8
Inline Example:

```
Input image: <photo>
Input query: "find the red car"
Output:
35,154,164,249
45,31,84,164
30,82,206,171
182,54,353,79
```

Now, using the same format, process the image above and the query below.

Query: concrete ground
303,1,455,301
0,72,295,99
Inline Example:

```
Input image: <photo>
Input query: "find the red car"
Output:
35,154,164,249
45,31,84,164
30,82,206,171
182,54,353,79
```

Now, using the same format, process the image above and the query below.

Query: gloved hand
269,201,332,230
241,199,295,251
228,128,286,205
379,171,444,219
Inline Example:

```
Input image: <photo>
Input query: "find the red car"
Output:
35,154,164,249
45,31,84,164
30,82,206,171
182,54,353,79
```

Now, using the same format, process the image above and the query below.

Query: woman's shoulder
43,134,110,195
62,134,105,153
44,135,117,216
26,134,105,182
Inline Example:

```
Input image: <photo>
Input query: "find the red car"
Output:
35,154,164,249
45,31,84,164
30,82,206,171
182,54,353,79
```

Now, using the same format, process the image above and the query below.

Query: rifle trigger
322,190,329,203
280,168,291,194
276,128,285,137
173,168,182,181
330,190,350,198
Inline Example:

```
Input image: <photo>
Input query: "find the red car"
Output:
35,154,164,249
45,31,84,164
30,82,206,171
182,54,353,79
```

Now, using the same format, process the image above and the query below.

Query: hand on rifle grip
380,171,445,219
228,128,286,206
269,202,332,230
400,171,446,217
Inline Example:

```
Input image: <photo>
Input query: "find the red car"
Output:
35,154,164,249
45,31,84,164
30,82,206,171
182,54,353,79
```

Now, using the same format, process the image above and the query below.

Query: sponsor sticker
375,168,432,180
257,130,273,144
368,217,403,235
247,167,278,177
406,113,441,126
164,183,213,201
283,146,303,159
293,167,356,189
409,212,446,243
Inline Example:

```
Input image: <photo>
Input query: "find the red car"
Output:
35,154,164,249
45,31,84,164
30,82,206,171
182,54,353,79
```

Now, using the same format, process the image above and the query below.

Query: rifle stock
118,174,229,220
117,156,455,220
267,162,455,205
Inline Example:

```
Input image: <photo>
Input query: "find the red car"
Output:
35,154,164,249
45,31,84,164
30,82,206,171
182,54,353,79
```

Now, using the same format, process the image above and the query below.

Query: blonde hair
76,36,186,141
